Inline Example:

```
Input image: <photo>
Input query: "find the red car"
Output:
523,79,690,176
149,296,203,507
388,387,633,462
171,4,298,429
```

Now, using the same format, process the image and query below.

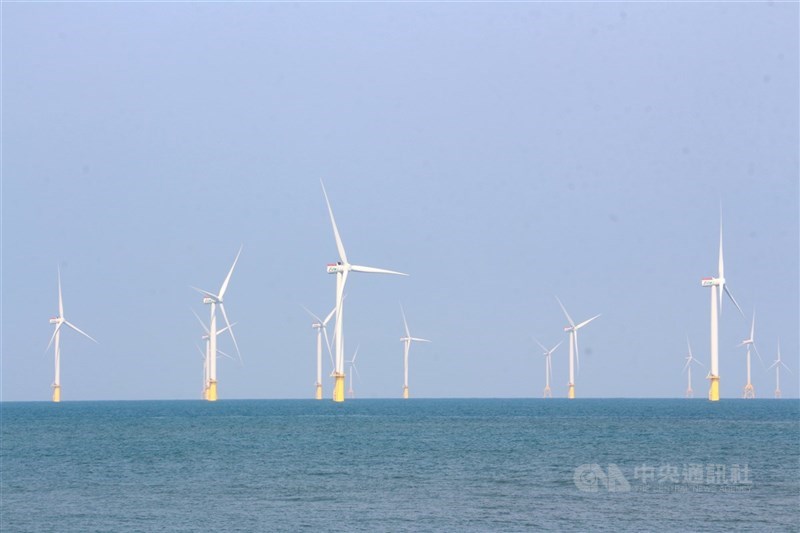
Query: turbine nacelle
327,263,345,274
701,277,722,287
202,296,216,305
49,317,60,325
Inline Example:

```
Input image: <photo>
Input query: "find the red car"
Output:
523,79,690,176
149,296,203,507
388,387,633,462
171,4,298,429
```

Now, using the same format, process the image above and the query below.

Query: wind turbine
192,309,236,399
192,246,242,401
682,337,703,398
534,338,562,398
347,346,360,399
738,311,764,399
46,268,97,402
399,305,430,399
321,181,407,402
303,305,336,399
556,297,600,399
767,341,791,398
700,217,745,401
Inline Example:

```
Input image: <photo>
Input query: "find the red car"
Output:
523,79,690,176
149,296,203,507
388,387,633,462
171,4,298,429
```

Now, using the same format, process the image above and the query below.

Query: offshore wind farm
3,5,797,404
3,3,798,532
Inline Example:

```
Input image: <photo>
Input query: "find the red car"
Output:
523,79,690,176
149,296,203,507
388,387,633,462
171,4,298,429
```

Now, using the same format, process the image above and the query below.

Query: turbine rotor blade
321,181,349,265
191,286,218,300
217,349,236,361
724,285,745,317
351,265,408,276
549,340,563,355
217,322,236,336
219,246,242,300
45,323,63,352
533,337,548,353
323,305,337,326
576,314,601,330
301,304,324,325
555,296,575,327
401,305,410,338
322,328,334,369
192,309,209,334
219,303,242,365
751,343,765,367
64,320,98,343
410,337,431,343
718,221,724,280
57,267,64,318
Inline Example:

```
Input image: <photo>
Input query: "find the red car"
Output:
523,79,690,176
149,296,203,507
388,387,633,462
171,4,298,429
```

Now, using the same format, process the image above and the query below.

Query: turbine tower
46,268,97,402
304,306,336,400
556,297,600,399
682,337,703,398
193,310,236,400
347,346,360,399
534,337,562,398
738,311,763,399
321,182,407,403
700,218,744,401
399,305,430,399
192,246,242,401
767,341,791,398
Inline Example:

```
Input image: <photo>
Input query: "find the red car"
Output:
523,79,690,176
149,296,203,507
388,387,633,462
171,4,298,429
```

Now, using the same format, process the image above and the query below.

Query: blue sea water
1,399,798,532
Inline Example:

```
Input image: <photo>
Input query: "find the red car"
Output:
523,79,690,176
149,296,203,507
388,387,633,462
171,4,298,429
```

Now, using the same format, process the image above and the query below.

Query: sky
2,1,798,401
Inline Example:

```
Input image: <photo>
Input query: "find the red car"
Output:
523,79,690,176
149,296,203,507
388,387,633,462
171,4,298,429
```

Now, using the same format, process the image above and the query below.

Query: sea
1,399,798,532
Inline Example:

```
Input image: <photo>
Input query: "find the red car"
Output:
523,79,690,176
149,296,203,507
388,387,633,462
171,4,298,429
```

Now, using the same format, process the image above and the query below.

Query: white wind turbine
46,268,97,402
556,297,600,399
192,309,236,399
400,306,430,399
682,337,703,398
303,305,337,400
347,346,360,399
700,218,745,401
321,181,407,402
738,311,764,399
534,337,562,398
192,246,242,401
766,341,791,399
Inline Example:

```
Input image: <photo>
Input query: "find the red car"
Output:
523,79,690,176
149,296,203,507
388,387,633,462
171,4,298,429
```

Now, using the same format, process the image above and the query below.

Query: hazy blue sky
3,2,798,401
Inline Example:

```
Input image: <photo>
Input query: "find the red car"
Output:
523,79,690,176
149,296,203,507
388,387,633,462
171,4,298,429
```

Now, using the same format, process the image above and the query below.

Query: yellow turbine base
708,376,719,402
315,384,323,400
207,381,218,402
52,385,61,403
403,386,409,399
543,386,552,398
332,374,345,403
568,384,575,399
